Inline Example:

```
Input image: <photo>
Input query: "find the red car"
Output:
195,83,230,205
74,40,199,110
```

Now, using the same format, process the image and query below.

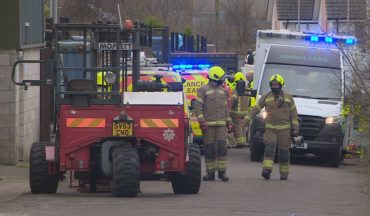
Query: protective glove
227,124,234,133
200,122,208,131
292,129,299,137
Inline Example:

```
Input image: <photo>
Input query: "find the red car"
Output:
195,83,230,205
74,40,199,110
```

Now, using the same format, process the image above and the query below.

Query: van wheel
327,146,342,168
249,139,263,162
111,146,140,197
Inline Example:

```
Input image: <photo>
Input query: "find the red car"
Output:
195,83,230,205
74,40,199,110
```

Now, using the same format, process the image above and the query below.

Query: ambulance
249,29,357,167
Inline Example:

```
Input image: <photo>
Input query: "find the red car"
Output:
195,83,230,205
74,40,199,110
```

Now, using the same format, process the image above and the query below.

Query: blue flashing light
325,37,333,43
345,38,355,45
186,65,193,69
179,65,187,69
172,64,211,71
310,35,319,42
199,64,211,69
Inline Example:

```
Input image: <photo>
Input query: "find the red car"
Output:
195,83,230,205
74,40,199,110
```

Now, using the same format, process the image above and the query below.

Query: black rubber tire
171,143,201,194
328,146,342,168
249,139,263,162
29,142,59,194
111,146,140,197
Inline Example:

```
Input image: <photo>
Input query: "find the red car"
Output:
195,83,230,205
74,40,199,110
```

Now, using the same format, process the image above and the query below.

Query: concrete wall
0,48,40,165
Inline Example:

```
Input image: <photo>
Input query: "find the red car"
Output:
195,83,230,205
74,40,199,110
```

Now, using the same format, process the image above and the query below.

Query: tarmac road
0,148,369,216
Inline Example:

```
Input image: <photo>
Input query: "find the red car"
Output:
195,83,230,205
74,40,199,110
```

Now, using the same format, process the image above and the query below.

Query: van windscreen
259,64,341,100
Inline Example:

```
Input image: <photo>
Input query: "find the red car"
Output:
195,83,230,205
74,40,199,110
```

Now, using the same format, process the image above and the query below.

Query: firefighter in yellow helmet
195,66,233,181
244,74,299,180
231,72,249,148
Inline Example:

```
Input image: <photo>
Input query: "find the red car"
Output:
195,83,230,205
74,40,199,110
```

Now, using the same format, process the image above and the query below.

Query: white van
249,30,357,167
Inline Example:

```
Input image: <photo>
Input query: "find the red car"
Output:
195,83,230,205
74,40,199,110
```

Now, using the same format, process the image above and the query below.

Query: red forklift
11,21,201,197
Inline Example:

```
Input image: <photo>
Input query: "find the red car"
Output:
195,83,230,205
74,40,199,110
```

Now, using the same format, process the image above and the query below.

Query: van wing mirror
236,80,257,97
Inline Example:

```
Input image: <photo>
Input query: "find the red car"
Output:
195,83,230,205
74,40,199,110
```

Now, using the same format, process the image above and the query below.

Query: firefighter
244,74,299,180
246,70,256,109
244,49,255,65
195,66,233,182
231,72,249,148
225,75,236,91
223,77,237,148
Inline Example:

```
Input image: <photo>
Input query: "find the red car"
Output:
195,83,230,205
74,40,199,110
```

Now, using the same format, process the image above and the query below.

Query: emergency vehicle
249,29,357,167
12,21,201,197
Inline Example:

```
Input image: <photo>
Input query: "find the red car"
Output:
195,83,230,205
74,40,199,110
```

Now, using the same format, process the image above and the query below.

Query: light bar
345,38,355,45
306,33,356,45
325,37,333,43
310,35,319,42
172,64,211,71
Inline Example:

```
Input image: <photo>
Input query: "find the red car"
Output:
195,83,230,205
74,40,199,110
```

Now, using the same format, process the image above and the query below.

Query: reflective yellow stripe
284,98,291,103
265,97,275,103
265,123,291,130
206,161,216,172
196,97,203,104
232,111,248,115
263,159,274,169
217,160,228,170
217,89,225,94
236,137,246,143
280,163,289,173
290,104,296,111
292,120,299,125
206,120,227,126
205,90,215,95
197,114,204,119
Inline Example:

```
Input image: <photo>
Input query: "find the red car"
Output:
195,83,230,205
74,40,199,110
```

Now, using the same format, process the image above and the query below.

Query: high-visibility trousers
203,126,228,174
233,116,247,146
262,129,291,175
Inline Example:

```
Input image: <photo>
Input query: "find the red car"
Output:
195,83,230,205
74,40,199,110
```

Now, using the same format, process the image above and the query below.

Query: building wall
0,48,40,165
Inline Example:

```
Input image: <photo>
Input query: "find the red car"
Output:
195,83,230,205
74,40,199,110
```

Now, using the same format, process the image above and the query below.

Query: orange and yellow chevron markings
66,118,106,128
140,119,179,128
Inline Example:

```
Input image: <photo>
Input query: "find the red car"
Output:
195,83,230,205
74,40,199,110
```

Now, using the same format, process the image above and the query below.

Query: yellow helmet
233,72,246,82
208,66,225,81
269,73,285,86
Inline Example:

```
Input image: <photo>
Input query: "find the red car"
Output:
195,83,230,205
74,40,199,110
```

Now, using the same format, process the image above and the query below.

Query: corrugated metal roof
326,0,367,20
276,0,315,20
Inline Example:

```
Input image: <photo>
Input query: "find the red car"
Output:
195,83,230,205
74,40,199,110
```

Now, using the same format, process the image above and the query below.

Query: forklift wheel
171,143,201,194
30,142,59,194
111,145,140,197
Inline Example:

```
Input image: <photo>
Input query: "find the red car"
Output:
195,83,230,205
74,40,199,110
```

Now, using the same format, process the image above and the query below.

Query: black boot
261,169,271,180
280,173,288,180
218,171,229,182
203,172,215,181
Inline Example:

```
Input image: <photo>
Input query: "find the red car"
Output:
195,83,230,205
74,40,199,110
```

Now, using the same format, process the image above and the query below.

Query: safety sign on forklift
98,42,132,51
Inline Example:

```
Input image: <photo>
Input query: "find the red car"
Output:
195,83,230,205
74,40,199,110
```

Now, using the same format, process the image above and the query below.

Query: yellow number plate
113,121,133,137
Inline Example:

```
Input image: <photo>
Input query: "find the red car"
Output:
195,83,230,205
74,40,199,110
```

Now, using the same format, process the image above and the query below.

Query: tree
220,0,255,53
340,19,370,134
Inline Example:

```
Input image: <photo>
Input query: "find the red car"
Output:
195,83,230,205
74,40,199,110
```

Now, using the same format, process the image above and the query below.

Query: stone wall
0,48,40,165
